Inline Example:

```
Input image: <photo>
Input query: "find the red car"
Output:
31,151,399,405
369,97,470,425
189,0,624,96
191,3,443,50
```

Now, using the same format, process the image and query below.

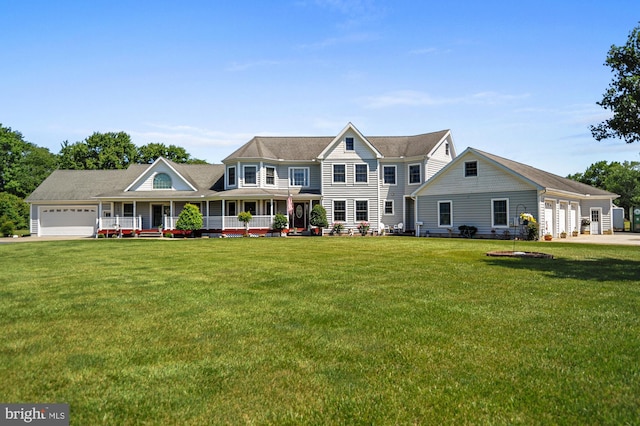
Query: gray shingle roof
26,163,225,201
223,130,450,162
473,148,618,197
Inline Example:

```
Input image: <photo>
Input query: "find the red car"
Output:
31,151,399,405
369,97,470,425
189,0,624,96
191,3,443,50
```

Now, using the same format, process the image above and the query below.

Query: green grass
1,237,638,424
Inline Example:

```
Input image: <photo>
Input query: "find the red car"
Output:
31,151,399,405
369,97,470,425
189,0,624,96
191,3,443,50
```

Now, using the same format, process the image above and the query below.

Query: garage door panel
40,206,97,236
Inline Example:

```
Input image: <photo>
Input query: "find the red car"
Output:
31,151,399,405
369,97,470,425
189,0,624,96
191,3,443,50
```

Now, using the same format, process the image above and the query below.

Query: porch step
138,231,163,238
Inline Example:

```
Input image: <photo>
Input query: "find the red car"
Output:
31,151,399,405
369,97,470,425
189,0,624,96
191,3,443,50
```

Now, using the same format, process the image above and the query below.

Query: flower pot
544,234,553,241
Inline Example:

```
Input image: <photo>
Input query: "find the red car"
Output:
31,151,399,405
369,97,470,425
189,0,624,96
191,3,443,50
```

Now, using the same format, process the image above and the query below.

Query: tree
568,160,640,216
0,192,30,230
591,24,640,143
58,132,137,169
175,203,203,237
237,211,253,236
137,143,206,164
0,124,58,198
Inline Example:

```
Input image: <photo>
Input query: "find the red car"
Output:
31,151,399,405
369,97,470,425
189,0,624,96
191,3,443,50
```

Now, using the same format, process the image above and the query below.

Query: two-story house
27,123,455,236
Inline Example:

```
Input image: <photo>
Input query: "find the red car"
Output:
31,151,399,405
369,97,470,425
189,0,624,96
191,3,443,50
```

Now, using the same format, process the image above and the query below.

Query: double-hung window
384,200,394,215
492,198,509,227
438,201,452,227
355,200,368,221
333,164,346,183
465,161,478,177
265,166,275,185
409,164,421,184
355,164,368,183
227,166,236,187
345,137,354,151
333,200,346,221
383,166,396,185
289,167,309,187
244,166,257,185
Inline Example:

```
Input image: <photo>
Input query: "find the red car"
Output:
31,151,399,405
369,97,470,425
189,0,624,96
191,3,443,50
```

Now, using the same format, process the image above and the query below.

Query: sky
1,0,640,176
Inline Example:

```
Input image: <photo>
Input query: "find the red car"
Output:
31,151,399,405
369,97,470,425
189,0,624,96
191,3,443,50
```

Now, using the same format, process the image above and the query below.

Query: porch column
206,200,210,229
133,201,137,230
221,199,225,231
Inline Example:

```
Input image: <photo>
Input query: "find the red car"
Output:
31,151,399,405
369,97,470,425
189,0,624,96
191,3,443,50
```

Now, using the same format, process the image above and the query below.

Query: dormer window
153,173,172,189
345,137,354,151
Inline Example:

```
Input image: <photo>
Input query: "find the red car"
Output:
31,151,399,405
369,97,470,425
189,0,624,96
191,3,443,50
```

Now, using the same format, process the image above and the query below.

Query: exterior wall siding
418,154,533,197
416,190,539,237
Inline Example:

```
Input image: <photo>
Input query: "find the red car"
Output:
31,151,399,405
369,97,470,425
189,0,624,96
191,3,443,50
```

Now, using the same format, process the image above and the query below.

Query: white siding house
412,148,619,239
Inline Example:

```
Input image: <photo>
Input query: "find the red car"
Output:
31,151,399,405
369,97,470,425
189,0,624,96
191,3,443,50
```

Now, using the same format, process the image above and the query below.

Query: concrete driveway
549,232,640,246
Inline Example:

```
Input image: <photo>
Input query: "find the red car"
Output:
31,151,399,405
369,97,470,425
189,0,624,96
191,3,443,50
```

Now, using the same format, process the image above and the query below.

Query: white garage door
40,206,98,236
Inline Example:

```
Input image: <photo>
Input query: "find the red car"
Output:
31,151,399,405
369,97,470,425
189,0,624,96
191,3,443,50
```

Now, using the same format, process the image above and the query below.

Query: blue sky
2,0,639,176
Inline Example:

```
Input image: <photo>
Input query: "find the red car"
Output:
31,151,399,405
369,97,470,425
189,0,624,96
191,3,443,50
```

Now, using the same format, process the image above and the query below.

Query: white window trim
288,167,310,187
345,137,355,151
383,200,394,216
265,165,276,187
333,163,347,184
437,200,453,227
355,163,369,184
227,166,237,188
355,199,369,222
491,198,509,228
243,165,258,186
333,199,347,222
408,163,421,185
383,165,397,186
464,161,478,178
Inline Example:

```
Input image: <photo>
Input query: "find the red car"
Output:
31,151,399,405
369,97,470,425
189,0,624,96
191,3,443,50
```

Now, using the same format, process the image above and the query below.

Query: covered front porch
95,192,322,236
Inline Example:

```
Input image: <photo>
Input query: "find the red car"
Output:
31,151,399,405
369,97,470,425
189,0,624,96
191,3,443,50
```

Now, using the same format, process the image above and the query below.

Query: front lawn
1,238,638,424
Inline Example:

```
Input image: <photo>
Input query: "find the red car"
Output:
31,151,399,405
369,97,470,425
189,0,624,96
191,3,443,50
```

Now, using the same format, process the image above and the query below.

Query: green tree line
0,124,206,234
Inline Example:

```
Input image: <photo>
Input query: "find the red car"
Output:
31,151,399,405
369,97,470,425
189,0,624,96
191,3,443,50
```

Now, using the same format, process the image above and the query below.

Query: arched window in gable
153,173,172,189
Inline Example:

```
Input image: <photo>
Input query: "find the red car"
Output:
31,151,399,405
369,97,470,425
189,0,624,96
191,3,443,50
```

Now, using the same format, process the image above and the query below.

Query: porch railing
223,215,274,229
162,215,276,230
163,216,224,230
99,216,142,230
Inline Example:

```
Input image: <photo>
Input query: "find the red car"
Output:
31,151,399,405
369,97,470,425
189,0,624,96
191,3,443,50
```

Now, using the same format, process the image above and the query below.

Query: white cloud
362,90,530,109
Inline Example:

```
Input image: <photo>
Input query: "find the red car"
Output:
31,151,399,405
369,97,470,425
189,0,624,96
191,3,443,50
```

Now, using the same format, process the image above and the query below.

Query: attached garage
38,206,98,236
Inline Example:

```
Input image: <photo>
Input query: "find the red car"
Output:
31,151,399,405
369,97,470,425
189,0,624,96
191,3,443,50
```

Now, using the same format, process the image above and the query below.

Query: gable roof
317,122,382,160
472,149,617,197
124,157,198,192
223,125,451,162
26,162,225,202
412,147,618,199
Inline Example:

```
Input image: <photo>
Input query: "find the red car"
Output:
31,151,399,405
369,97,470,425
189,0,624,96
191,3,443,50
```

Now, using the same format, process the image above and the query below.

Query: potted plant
238,211,253,237
309,204,328,235
572,228,579,237
544,233,553,241
580,219,591,234
332,222,344,235
272,213,288,236
357,221,370,236
560,231,567,238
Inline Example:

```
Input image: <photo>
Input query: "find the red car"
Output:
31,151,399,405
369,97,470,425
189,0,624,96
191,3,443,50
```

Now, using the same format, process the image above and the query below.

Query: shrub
272,213,288,231
458,225,477,238
176,204,203,234
309,204,328,229
1,217,15,236
0,192,29,230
